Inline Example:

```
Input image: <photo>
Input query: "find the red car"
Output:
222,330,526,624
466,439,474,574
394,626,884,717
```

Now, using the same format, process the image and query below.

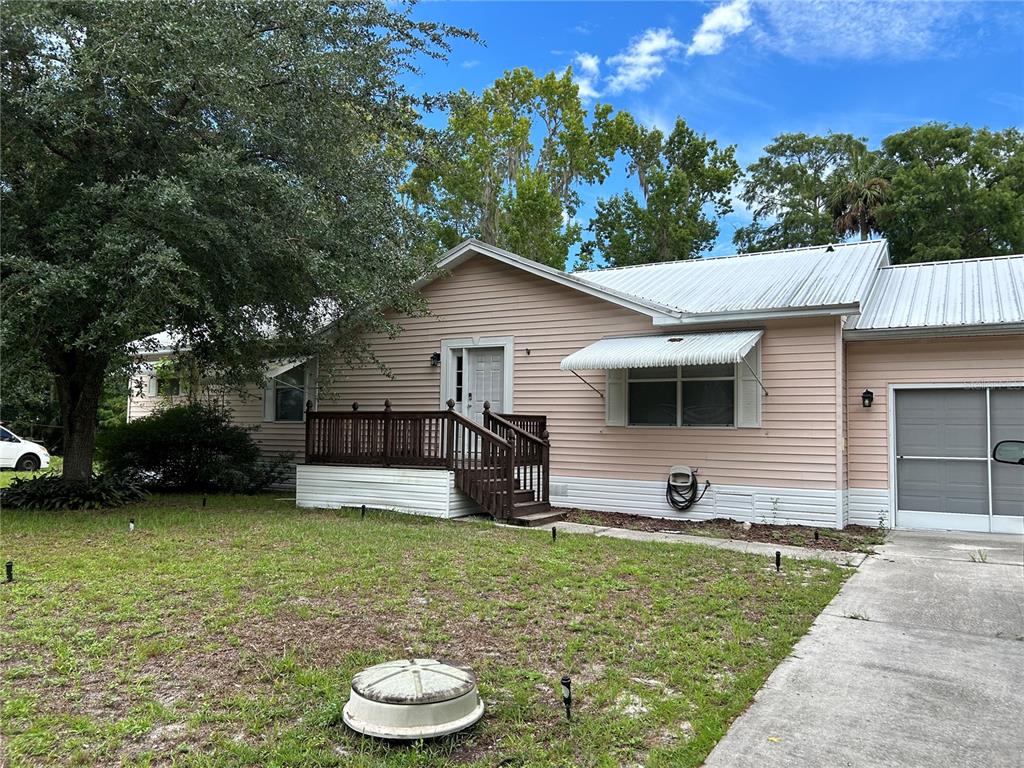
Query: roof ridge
880,254,1024,269
573,240,886,275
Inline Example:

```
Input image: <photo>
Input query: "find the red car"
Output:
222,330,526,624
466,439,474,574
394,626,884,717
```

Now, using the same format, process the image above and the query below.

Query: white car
0,425,51,472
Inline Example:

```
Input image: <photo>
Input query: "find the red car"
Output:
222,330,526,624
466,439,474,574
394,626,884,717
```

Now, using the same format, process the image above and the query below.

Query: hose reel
665,465,710,511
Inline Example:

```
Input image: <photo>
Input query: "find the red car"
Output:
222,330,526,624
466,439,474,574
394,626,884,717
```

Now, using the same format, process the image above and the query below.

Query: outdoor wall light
861,389,874,408
430,352,441,367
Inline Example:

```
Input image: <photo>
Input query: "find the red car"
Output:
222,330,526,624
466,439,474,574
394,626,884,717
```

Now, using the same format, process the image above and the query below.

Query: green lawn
1,494,848,767
0,458,63,489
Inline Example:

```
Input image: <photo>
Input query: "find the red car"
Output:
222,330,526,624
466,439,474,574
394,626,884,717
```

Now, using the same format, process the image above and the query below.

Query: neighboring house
128,239,1024,534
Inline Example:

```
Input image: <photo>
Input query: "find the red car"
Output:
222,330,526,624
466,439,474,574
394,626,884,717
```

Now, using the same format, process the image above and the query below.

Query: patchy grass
565,509,888,554
0,457,63,489
1,494,848,767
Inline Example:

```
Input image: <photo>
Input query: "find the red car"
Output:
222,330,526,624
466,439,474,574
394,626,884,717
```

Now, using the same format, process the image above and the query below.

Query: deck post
445,399,456,470
541,428,550,504
305,400,314,463
504,433,516,519
383,399,392,467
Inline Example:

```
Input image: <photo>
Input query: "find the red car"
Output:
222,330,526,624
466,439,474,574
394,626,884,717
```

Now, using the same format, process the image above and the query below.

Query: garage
894,386,1024,533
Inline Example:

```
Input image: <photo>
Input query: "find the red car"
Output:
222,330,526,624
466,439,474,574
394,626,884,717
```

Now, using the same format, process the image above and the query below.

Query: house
128,239,1024,534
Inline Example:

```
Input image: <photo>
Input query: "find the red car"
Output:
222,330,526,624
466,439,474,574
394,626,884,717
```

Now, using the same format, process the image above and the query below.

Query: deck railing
484,404,550,506
304,399,549,520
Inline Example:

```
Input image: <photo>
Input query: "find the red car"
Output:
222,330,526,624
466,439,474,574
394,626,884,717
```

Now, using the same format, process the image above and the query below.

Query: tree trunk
52,352,109,480
860,219,870,241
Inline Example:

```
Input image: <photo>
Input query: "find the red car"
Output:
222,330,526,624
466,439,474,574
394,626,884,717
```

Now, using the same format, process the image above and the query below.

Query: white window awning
264,357,307,380
560,330,763,371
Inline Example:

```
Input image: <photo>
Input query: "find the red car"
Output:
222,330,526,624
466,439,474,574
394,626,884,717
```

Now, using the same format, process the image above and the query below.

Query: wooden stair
506,502,564,527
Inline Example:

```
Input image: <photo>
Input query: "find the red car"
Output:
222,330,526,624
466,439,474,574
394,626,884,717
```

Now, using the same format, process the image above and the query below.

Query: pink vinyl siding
319,255,842,490
845,335,1024,489
127,382,305,465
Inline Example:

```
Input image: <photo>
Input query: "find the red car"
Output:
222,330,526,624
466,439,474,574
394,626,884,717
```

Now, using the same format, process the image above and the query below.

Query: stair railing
483,402,550,506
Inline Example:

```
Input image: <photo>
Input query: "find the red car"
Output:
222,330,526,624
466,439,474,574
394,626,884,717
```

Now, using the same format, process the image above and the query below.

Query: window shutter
263,379,275,422
147,376,158,397
736,343,762,428
605,369,626,426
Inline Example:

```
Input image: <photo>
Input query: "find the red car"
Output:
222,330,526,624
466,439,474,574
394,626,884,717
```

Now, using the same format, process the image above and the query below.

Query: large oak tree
1,1,468,479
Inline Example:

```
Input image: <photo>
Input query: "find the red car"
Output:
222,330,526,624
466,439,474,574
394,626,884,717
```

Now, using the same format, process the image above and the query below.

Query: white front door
464,347,505,423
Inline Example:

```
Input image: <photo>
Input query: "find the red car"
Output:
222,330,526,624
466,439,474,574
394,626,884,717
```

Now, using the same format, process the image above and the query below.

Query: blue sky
408,1,1024,261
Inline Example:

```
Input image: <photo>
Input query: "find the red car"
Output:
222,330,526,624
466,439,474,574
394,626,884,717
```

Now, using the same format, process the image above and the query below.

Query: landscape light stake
561,676,572,721
129,518,135,533
775,551,781,572
361,504,366,519
552,526,557,542
202,495,207,508
5,561,12,583
814,529,819,542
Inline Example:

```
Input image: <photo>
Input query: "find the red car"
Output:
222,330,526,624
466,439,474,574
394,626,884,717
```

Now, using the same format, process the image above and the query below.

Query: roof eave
844,323,1024,341
652,303,862,327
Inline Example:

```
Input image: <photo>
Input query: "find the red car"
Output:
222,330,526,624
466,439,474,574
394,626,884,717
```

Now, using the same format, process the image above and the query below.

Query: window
627,364,735,427
274,365,306,421
157,377,180,397
455,353,464,403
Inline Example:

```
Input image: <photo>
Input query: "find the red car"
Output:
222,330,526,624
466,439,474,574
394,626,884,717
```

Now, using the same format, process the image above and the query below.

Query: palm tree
829,149,891,241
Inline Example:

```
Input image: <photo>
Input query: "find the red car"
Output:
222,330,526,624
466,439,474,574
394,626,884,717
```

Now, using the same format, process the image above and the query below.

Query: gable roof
429,238,889,327
426,239,683,323
845,254,1024,338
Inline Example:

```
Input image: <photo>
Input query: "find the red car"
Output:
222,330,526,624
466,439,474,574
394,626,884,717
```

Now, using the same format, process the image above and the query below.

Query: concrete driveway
703,530,1024,768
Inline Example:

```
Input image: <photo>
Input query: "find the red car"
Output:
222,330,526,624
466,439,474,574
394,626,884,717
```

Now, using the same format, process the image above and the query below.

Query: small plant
969,550,989,563
1,474,145,510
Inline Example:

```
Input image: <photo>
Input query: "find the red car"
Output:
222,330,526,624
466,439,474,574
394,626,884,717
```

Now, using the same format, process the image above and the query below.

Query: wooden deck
303,400,560,526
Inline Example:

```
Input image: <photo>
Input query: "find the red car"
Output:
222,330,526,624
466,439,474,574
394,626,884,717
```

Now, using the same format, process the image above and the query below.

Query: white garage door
895,387,1024,533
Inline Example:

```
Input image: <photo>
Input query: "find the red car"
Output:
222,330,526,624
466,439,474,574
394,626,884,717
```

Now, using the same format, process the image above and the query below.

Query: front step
505,501,564,527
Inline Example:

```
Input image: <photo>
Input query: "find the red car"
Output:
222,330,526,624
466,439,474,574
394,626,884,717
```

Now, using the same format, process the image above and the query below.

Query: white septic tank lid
342,658,484,740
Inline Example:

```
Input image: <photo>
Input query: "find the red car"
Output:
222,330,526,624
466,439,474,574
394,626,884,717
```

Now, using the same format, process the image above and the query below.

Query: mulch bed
559,508,883,552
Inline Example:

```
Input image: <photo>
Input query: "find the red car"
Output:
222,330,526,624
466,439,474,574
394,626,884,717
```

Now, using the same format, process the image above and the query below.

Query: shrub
96,402,289,493
1,474,145,510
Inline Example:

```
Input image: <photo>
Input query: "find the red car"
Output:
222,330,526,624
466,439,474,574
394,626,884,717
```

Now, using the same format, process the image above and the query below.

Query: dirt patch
560,509,884,552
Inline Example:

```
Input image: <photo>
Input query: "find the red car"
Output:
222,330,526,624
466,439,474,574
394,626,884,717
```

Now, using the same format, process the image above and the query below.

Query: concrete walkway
496,518,869,566
702,530,1024,768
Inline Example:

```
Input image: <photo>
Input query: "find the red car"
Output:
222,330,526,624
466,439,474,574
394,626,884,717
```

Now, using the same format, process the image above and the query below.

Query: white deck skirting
295,465,480,518
550,474,855,529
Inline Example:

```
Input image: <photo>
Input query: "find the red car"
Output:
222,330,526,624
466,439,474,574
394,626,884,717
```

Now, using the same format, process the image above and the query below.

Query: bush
1,473,145,510
96,402,289,493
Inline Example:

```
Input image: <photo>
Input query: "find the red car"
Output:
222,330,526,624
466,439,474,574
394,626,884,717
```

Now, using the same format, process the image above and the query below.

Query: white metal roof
845,255,1024,336
560,330,764,371
572,240,888,322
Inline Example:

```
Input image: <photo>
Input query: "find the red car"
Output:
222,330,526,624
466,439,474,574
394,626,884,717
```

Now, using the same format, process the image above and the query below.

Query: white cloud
687,0,753,56
605,27,684,94
460,59,480,69
685,0,970,61
756,1,968,61
571,52,602,98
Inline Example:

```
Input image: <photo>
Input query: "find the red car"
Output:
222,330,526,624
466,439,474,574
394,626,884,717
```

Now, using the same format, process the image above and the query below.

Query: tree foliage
733,133,869,252
582,114,739,267
828,146,891,241
876,124,1024,263
404,67,615,269
1,1,467,478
